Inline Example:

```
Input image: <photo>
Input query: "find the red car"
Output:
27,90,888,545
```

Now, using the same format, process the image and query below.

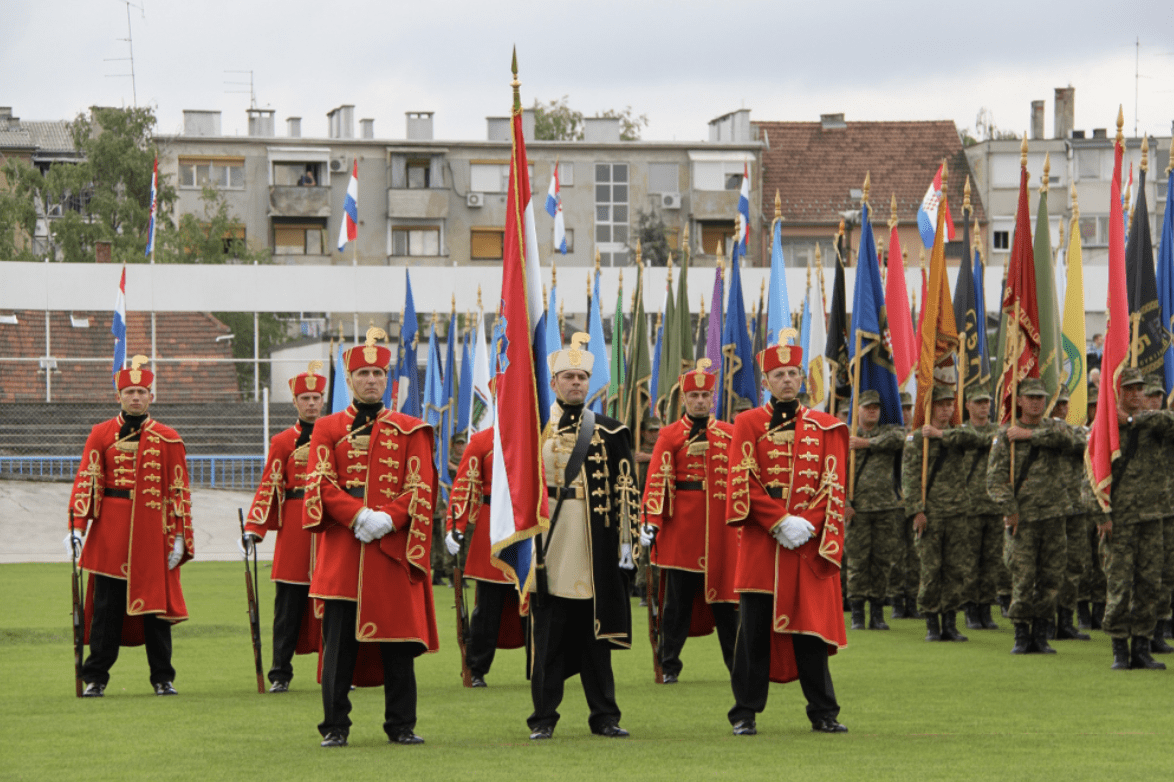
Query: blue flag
649,314,664,417
422,316,446,499
848,202,903,425
545,273,561,358
718,243,757,420
396,270,421,418
972,247,990,384
1156,164,1174,394
439,308,457,500
585,267,610,413
766,218,791,348
456,323,473,435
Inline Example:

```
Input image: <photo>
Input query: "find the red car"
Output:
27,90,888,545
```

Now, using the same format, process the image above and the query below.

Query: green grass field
1,561,1170,781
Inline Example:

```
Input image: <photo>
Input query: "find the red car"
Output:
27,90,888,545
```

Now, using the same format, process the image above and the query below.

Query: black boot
941,611,969,642
1131,636,1167,669
906,596,922,619
963,603,983,630
1150,620,1174,654
1031,618,1056,654
1091,601,1105,630
980,603,1000,630
868,599,889,630
1010,622,1032,654
1045,617,1056,640
849,600,866,630
1076,601,1092,630
1055,609,1090,641
924,613,941,641
890,597,907,620
1111,637,1131,670
997,594,1011,618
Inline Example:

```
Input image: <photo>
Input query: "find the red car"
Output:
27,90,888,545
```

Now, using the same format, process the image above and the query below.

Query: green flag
671,242,692,420
622,260,652,435
656,261,680,422
1033,155,1063,405
608,275,626,418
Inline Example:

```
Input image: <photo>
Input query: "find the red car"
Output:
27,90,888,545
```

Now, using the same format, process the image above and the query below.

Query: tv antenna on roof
105,0,144,106
225,70,258,109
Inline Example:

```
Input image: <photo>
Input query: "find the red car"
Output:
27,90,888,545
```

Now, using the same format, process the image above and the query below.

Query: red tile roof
755,120,986,228
0,311,241,402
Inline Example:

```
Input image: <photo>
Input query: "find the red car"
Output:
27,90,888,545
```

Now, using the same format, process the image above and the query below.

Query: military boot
940,612,968,642
1131,636,1167,670
906,596,922,619
997,594,1011,618
1076,601,1092,630
963,603,983,630
849,600,866,630
1150,620,1174,654
1055,609,1090,641
868,600,889,630
924,613,942,641
1091,601,1105,630
1010,622,1032,654
1110,637,1131,670
980,603,1000,630
1031,618,1056,654
890,596,907,620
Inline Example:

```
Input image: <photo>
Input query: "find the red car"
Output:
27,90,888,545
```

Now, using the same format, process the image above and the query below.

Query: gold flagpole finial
1020,135,1028,168
699,294,705,317
338,321,344,341
551,262,557,288
666,248,674,286
774,189,782,220
1141,135,1149,173
618,268,623,290
1069,182,1079,217
888,193,898,229
1116,106,1124,146
635,238,643,267
837,218,845,238
1057,218,1065,248
451,293,456,310
862,171,871,205
594,248,601,274
1167,136,1174,176
510,47,521,111
918,246,926,271
963,176,972,214
543,283,548,307
682,223,690,247
1041,153,1051,193
430,311,438,328
940,159,948,192
714,240,722,268
760,277,766,300
477,284,483,310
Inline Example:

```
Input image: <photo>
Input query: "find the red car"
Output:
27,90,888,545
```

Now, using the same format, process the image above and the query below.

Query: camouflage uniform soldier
1100,368,1171,670
1078,386,1108,630
902,385,972,642
890,391,920,619
986,378,1080,655
845,390,905,631
1142,376,1174,655
1050,389,1092,642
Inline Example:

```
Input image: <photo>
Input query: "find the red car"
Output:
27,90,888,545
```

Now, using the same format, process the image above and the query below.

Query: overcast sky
3,1,1172,145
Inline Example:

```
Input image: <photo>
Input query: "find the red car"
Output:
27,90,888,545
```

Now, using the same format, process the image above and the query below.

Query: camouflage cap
1144,374,1164,395
1120,367,1145,387
1087,386,1099,404
931,385,956,402
965,386,992,402
899,391,913,407
1017,377,1047,396
1054,386,1070,403
858,389,881,406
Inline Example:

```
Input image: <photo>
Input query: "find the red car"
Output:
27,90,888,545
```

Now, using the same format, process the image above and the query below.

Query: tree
631,208,672,267
973,108,1020,142
598,106,649,142
532,97,650,142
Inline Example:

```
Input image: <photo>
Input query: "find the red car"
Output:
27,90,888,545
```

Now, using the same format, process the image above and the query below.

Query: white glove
639,524,656,548
773,515,816,550
238,532,260,560
168,537,185,570
64,531,84,559
445,531,461,556
619,543,635,571
353,508,394,543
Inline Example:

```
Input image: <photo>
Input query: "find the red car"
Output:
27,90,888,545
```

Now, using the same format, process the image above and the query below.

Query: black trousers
728,592,839,726
269,582,310,684
318,599,417,739
467,580,514,678
659,569,739,676
81,574,175,686
528,595,621,732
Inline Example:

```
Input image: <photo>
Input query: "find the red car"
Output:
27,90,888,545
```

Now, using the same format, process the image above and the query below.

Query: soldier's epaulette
143,420,183,444
800,410,846,432
377,410,433,436
593,416,629,436
709,425,733,441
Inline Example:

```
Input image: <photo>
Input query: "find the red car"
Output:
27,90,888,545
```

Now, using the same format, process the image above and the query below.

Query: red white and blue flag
489,77,551,595
917,163,956,248
545,162,567,254
111,266,127,386
337,160,358,252
144,158,158,257
736,161,751,254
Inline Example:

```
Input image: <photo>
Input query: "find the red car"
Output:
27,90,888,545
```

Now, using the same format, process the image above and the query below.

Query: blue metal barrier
0,455,264,490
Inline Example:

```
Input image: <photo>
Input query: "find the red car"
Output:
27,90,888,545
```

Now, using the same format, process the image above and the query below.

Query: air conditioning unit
329,156,349,174
661,193,682,209
467,192,484,208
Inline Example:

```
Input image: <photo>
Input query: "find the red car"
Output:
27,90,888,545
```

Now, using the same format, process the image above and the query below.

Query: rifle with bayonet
644,534,664,684
453,528,473,687
69,510,85,698
239,508,265,694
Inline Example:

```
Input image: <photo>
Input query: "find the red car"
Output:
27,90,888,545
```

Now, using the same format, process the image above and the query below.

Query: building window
273,162,321,186
274,222,325,255
407,159,431,189
557,161,574,187
470,162,534,194
471,228,504,260
561,228,575,253
693,160,747,191
648,162,679,193
992,230,1010,250
1078,216,1112,247
1076,148,1103,180
700,221,737,257
179,157,245,189
392,227,440,256
594,162,629,266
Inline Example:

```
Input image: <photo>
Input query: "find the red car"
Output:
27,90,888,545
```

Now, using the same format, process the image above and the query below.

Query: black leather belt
765,486,789,500
285,489,305,500
105,489,131,499
547,486,584,500
344,486,365,499
675,481,704,491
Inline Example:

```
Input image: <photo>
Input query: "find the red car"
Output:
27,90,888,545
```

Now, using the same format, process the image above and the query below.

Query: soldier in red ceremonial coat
241,361,326,692
725,336,849,736
444,425,526,686
304,328,439,748
640,358,739,681
66,356,193,698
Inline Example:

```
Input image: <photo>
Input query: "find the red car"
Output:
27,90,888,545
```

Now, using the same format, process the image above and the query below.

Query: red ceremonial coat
726,403,848,681
69,415,193,643
245,423,315,584
642,415,739,604
303,405,439,665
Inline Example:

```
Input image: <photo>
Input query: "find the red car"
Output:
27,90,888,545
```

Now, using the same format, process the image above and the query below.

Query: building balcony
689,190,741,220
269,186,331,218
388,188,449,220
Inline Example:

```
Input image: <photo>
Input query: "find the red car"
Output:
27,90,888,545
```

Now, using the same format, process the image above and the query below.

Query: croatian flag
917,163,956,248
337,160,358,252
737,162,751,254
111,266,127,386
144,158,158,257
489,89,551,596
546,163,567,254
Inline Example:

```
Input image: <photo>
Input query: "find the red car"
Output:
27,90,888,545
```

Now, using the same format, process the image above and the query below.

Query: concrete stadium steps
0,402,294,456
